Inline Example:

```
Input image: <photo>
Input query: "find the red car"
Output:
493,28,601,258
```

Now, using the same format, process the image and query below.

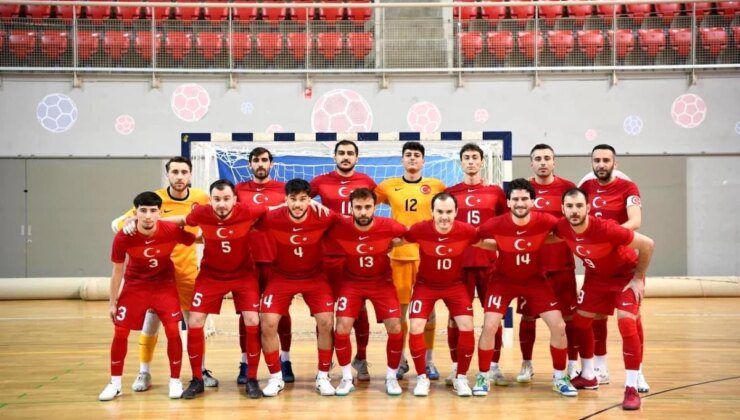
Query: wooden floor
1,298,739,419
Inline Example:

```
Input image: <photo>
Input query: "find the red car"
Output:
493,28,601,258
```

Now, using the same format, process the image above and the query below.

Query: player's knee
335,317,354,334
316,315,334,333
187,312,206,329
454,317,473,331
616,310,638,321
242,311,260,326
428,310,437,323
260,315,279,333
385,318,402,334
409,319,426,334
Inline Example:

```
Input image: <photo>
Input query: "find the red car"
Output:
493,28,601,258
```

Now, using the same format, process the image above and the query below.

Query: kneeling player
100,192,194,401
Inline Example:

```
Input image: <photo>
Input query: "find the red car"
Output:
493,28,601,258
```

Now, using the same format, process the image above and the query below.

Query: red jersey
328,217,407,282
111,221,195,284
185,202,266,280
531,176,577,272
580,177,641,225
257,207,342,279
446,182,507,268
479,211,558,281
404,220,479,288
235,179,286,263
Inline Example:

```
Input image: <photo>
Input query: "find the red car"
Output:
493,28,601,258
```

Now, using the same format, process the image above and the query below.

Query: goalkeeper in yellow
111,157,218,390
375,142,446,380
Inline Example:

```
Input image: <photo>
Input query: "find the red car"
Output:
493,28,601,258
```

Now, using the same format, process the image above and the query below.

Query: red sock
447,324,459,363
246,325,261,379
334,332,353,367
636,316,644,361
110,326,130,376
550,345,567,371
187,327,204,379
408,333,427,375
519,319,537,361
163,322,182,379
572,312,595,359
318,348,333,373
386,331,403,369
618,318,641,370
593,318,608,356
478,347,494,372
238,314,247,354
354,309,370,361
493,325,503,363
456,331,475,375
264,350,281,374
278,314,292,352
565,320,579,361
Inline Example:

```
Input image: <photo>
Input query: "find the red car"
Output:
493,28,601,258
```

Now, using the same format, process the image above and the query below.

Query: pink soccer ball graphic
114,114,135,135
671,94,706,129
407,102,441,133
265,124,284,134
171,83,211,123
474,108,489,123
584,129,598,141
311,89,373,133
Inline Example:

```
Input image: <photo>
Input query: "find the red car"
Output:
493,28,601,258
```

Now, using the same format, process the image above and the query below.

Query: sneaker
181,378,205,399
99,382,122,401
553,376,578,397
453,375,472,397
426,362,440,380
516,362,534,383
413,375,430,397
131,372,152,392
472,373,490,396
281,360,296,383
396,358,409,380
385,377,402,396
622,386,641,410
237,363,248,385
246,378,262,399
489,367,510,386
202,369,219,388
335,378,355,396
637,371,650,393
445,367,457,386
351,357,370,381
571,374,600,390
262,377,285,397
315,376,336,396
169,379,183,399
595,367,610,385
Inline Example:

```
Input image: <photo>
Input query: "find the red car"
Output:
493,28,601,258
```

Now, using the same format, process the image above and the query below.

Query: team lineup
103,140,655,410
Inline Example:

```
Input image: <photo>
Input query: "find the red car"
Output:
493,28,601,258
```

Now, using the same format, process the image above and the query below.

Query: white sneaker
472,372,490,396
262,377,285,397
335,378,355,396
595,367,610,385
315,376,335,396
385,377,402,396
445,367,457,386
516,362,534,383
131,372,152,392
453,375,472,397
637,371,650,393
168,379,183,399
99,382,122,401
413,374,430,397
489,367,510,386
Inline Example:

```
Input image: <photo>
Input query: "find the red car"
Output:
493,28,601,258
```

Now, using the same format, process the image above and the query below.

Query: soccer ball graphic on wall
407,102,442,133
115,115,136,135
623,115,643,136
171,83,211,123
671,94,706,129
311,89,373,133
36,93,78,133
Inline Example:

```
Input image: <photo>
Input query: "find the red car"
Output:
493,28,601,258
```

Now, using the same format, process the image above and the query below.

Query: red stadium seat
717,1,739,19
228,32,252,61
481,2,506,22
9,30,35,60
290,0,316,21
261,0,286,23
175,5,202,21
459,31,483,60
540,1,564,25
347,0,371,24
567,2,593,24
114,5,143,20
317,32,343,60
607,29,635,60
204,6,229,21
626,4,652,25
547,30,574,59
655,3,682,24
165,31,193,61
0,30,4,51
596,4,623,22
0,4,20,18
25,4,52,19
76,30,100,60
41,30,68,60
734,27,740,48
320,0,345,22
54,5,82,20
286,32,311,60
668,28,692,57
638,29,666,58
453,0,478,21
256,32,282,60
700,27,728,57
196,32,224,60
134,31,162,61
347,32,373,60
145,7,171,21
517,30,544,60
690,2,713,21
511,0,535,21
486,30,513,60
85,3,111,19
577,29,604,59
232,5,258,21
103,31,131,61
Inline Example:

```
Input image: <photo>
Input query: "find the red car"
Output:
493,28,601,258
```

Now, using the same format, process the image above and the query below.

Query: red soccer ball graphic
311,89,373,133
671,94,706,129
584,129,598,141
171,83,211,123
114,114,135,135
265,124,284,134
474,108,489,123
407,101,441,133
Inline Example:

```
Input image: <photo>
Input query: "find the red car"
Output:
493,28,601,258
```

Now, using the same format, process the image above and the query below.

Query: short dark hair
350,187,376,204
249,147,273,162
133,191,162,208
506,178,536,199
402,141,425,157
285,179,311,196
431,191,458,210
530,143,555,157
562,187,588,203
591,144,616,156
334,140,358,155
209,179,235,194
459,143,484,160
165,156,192,172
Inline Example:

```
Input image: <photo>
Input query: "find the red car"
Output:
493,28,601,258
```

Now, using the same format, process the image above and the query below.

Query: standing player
516,144,579,383
329,188,407,395
555,188,654,410
99,192,194,401
375,141,446,380
445,143,509,386
310,140,377,381
110,157,217,391
474,179,577,397
579,144,648,392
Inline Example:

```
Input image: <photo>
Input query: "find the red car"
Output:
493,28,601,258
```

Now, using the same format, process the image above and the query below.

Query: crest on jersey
420,185,432,194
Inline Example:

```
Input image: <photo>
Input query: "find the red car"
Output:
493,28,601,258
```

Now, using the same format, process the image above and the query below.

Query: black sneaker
237,363,248,385
246,378,263,399
181,378,205,400
202,369,219,387
281,360,295,383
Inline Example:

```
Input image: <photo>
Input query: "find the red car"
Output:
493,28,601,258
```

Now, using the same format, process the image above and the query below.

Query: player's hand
309,199,330,217
122,218,137,235
623,276,645,303
109,303,118,323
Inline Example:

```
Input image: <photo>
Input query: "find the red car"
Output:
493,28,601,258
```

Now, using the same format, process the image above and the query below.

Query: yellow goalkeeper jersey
375,177,446,261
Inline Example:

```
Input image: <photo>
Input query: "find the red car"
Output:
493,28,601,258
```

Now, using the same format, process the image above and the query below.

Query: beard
594,167,613,181
252,168,269,181
289,207,308,220
354,215,373,227
512,207,530,219
336,161,356,174
568,214,587,227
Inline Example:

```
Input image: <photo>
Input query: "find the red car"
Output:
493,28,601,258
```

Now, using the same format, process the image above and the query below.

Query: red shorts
463,267,492,307
114,281,183,330
517,270,577,317
409,282,473,320
335,279,401,321
190,274,261,314
323,256,345,298
261,273,335,316
577,272,640,316
485,276,560,316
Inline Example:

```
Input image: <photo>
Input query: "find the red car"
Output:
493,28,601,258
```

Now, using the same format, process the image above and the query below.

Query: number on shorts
516,253,531,266
519,297,527,309
467,210,480,225
359,256,374,268
337,297,348,311
410,300,423,314
577,290,585,305
584,258,596,269
437,258,452,270
148,258,158,268
487,295,502,309
192,292,203,307
262,294,273,308
221,240,232,254
294,247,304,258
115,306,127,321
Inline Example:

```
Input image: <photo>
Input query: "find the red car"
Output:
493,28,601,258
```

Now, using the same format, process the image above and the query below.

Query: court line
579,375,740,419
0,316,108,321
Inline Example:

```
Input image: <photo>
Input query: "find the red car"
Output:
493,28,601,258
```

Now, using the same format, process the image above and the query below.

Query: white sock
201,357,207,371
417,373,427,379
451,362,458,371
317,371,329,379
490,362,499,370
552,370,566,380
625,369,639,388
111,376,122,387
341,365,352,380
241,353,247,364
280,351,291,362
594,355,607,370
639,363,644,374
568,360,578,369
456,374,466,379
426,349,434,363
139,362,150,374
386,367,398,379
271,371,283,380
523,359,532,366
169,377,181,384
581,358,595,380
